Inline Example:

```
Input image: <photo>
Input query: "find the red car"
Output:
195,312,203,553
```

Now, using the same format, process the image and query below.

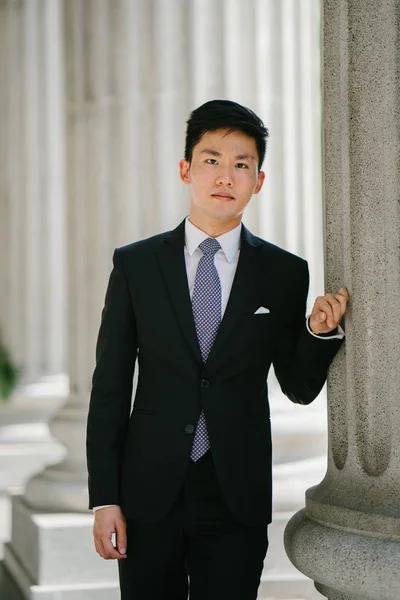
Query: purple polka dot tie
191,238,222,462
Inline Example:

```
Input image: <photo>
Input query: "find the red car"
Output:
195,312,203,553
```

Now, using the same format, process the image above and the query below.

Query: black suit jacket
86,220,342,525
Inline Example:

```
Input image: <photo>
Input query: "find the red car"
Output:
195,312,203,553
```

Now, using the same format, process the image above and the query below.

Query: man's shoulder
116,227,175,258
117,233,164,254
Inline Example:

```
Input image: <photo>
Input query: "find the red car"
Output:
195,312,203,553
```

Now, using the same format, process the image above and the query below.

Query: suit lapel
156,220,264,369
205,225,263,368
156,220,203,366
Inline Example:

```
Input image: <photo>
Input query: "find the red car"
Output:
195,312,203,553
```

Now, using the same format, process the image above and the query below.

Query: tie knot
199,238,221,256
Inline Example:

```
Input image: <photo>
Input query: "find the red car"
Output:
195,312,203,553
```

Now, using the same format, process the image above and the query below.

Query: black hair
184,99,269,170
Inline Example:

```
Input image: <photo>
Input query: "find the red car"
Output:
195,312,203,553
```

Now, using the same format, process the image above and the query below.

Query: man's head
180,100,269,234
184,99,269,172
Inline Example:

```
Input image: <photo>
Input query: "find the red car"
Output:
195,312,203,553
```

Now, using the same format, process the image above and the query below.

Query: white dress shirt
93,217,343,512
184,216,241,314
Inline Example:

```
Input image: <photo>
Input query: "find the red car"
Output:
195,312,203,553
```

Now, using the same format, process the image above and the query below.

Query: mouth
211,193,235,200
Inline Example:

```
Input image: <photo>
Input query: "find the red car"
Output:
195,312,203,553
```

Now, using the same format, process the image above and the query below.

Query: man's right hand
93,505,127,560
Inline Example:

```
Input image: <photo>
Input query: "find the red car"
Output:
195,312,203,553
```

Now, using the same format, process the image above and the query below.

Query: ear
253,171,265,195
179,160,191,185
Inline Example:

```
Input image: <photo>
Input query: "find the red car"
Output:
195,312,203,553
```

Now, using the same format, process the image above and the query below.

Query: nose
215,165,233,187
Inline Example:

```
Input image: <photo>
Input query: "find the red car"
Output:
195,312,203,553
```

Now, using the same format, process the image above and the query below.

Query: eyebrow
200,149,256,161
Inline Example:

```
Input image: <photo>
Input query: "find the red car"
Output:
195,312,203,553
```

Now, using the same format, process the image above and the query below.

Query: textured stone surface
286,510,400,600
285,0,400,598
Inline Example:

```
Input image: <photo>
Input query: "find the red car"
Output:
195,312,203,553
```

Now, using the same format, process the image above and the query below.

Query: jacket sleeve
273,259,343,405
86,248,137,508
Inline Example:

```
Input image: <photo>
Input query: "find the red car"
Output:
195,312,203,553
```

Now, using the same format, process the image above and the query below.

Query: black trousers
118,451,269,599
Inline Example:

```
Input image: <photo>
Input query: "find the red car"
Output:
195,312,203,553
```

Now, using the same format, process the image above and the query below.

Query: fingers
94,527,127,559
314,293,343,328
93,509,127,560
100,533,126,560
337,287,349,301
334,290,348,318
311,287,349,332
115,518,127,556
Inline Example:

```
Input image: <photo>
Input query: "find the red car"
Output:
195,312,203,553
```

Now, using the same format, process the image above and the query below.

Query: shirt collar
184,217,241,263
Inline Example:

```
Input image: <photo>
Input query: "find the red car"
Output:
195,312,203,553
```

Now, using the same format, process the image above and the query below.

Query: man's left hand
309,287,349,334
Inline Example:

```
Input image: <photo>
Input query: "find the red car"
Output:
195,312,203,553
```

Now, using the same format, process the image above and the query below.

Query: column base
261,511,323,599
24,463,89,513
285,508,400,600
4,495,119,600
315,583,366,600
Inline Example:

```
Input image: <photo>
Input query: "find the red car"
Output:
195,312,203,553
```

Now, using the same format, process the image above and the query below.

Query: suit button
185,424,195,434
201,379,210,388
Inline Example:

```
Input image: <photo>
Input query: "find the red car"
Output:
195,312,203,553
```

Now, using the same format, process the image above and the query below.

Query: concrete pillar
0,0,25,372
4,3,126,598
255,0,324,301
0,0,66,384
190,0,224,105
24,0,129,513
285,1,400,599
0,4,7,328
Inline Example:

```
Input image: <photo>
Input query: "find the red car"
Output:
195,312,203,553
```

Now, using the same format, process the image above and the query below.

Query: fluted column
22,0,66,381
0,3,8,326
24,0,127,511
0,0,24,372
255,0,324,301
0,0,66,384
285,1,400,599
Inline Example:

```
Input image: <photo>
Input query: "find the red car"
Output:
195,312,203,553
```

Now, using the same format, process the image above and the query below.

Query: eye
236,163,248,169
206,158,218,165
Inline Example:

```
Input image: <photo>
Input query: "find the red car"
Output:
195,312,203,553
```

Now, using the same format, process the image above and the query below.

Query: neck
188,215,241,238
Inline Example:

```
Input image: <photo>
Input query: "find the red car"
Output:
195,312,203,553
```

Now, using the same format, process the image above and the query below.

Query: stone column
4,2,127,598
285,1,400,599
0,4,7,323
24,0,129,513
256,0,324,301
0,0,25,373
0,0,66,383
21,0,67,382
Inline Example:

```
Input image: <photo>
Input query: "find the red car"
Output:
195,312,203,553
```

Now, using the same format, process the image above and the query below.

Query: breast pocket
240,310,278,351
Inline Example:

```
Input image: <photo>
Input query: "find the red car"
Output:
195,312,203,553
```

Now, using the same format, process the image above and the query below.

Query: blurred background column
0,0,67,483
0,0,66,564
0,0,66,384
24,0,137,512
2,1,328,598
285,1,400,599
4,3,130,598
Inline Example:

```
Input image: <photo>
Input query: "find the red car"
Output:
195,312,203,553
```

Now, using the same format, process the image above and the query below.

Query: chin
209,211,236,222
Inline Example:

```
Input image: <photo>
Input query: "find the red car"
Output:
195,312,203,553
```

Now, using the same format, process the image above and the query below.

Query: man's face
179,128,265,228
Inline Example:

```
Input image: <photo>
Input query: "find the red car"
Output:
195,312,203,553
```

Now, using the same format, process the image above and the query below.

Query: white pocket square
254,306,270,314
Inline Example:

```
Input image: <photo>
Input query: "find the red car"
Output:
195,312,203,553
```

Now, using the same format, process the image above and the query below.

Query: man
87,99,348,599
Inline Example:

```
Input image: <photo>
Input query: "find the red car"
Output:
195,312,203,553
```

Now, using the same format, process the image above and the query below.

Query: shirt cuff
93,505,117,513
306,315,345,340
